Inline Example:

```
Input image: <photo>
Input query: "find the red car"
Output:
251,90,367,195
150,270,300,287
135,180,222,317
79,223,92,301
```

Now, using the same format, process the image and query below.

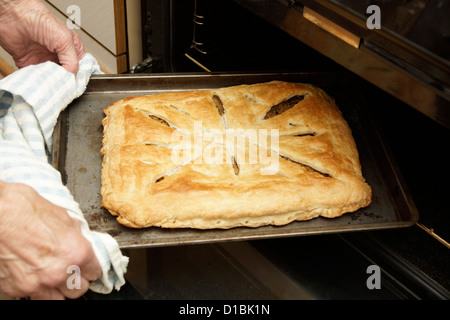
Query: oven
79,0,449,301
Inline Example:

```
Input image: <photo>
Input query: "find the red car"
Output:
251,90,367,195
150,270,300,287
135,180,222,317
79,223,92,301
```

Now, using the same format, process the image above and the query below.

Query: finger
80,251,102,282
30,287,65,300
58,276,90,300
52,31,80,75
71,231,103,282
71,30,85,60
57,45,79,75
0,281,17,299
13,46,59,69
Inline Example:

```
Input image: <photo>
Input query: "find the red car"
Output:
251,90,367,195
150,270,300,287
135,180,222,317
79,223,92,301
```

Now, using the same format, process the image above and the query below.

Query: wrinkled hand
0,181,101,300
0,0,84,74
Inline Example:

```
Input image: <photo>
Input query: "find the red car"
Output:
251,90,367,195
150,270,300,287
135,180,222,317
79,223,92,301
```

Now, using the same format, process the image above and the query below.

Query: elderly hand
0,181,101,299
0,0,84,74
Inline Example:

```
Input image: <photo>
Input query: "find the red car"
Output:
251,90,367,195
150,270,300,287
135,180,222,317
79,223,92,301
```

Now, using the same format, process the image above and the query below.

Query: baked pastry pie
101,81,372,229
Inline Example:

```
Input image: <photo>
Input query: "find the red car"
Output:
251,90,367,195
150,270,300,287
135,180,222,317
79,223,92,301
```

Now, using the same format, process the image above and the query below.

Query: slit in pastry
264,95,306,120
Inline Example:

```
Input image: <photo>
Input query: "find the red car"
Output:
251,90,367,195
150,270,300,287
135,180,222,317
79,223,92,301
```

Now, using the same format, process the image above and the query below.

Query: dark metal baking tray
52,72,419,249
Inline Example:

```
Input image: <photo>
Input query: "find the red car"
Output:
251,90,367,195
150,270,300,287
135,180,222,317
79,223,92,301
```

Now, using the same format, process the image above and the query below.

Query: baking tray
52,72,419,249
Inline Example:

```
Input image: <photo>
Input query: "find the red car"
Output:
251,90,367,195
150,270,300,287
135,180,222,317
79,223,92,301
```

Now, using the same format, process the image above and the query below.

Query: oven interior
86,0,449,300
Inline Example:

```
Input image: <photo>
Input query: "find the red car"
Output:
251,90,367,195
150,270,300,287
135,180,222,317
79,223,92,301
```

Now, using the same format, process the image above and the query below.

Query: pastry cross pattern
137,91,333,185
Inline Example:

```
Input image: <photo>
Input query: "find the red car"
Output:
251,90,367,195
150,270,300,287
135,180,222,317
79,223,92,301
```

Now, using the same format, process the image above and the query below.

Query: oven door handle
303,6,360,49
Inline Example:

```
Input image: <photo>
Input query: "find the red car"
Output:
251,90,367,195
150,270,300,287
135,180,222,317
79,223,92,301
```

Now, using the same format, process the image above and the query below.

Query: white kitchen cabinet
0,0,142,75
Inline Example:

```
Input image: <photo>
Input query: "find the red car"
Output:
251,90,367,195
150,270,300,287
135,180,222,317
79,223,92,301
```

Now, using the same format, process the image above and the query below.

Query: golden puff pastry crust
101,81,372,229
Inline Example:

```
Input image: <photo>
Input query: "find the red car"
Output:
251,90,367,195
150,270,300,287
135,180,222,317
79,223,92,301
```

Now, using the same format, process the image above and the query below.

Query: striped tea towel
0,53,128,294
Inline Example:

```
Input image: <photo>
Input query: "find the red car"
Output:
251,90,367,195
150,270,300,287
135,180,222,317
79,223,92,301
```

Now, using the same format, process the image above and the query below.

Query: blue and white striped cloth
0,53,128,294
